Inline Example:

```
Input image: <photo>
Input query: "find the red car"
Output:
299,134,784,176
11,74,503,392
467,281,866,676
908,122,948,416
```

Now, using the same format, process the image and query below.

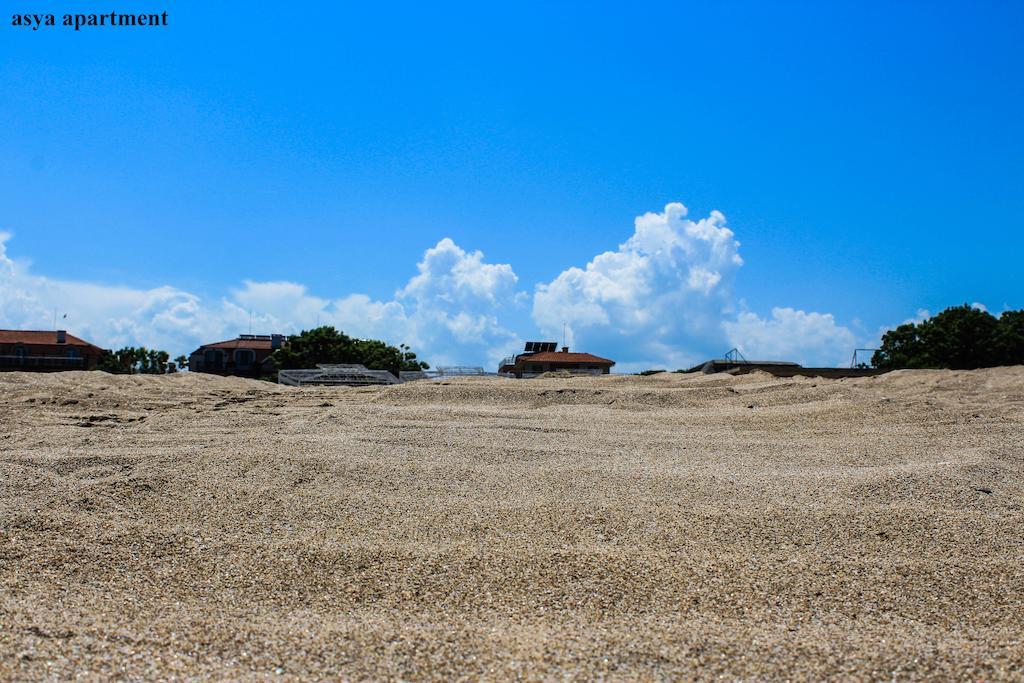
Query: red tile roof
200,338,276,350
0,330,105,350
521,351,615,365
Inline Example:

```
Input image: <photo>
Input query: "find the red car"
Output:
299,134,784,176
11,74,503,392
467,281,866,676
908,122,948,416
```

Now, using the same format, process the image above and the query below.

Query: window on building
204,349,223,369
235,349,255,369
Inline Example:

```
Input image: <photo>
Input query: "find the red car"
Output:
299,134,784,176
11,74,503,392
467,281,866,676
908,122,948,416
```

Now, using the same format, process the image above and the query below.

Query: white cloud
1,202,873,371
293,238,523,367
532,202,745,368
401,238,518,306
723,307,857,367
531,203,863,369
0,232,520,367
0,232,221,354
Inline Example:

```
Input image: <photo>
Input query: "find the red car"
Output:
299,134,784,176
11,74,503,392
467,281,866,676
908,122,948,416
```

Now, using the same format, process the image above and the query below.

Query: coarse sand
1,368,1023,680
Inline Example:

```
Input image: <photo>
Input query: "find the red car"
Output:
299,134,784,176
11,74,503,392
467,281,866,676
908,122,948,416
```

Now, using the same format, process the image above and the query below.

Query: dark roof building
189,334,285,378
499,342,615,378
0,330,108,372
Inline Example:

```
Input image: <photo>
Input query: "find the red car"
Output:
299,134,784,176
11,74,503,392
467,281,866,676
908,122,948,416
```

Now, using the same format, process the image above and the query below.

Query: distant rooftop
198,334,285,351
0,329,105,350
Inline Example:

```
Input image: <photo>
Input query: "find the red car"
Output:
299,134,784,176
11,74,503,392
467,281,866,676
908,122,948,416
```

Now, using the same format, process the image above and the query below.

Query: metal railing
850,349,879,369
278,364,400,387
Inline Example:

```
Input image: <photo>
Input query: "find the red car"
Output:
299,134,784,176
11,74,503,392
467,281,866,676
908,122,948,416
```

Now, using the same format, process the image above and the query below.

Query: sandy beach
1,368,1022,680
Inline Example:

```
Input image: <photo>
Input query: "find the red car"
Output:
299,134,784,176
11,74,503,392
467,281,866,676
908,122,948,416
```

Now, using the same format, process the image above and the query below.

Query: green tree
97,346,174,374
918,305,1000,369
996,310,1024,366
272,326,429,377
174,354,189,371
872,323,927,369
872,304,1014,370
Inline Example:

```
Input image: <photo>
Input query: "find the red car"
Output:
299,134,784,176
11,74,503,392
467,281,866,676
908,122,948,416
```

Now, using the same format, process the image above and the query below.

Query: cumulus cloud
0,232,221,353
533,202,745,369
332,238,522,366
532,202,861,369
2,201,870,371
0,232,520,367
211,239,523,367
723,307,857,367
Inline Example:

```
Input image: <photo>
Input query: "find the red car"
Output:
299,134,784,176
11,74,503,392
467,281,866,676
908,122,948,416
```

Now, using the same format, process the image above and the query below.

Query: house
0,330,108,372
498,341,615,378
189,334,285,377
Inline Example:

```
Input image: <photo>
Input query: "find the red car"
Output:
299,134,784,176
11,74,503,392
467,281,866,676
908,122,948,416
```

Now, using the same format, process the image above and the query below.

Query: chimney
561,346,569,353
271,333,284,350
56,330,66,344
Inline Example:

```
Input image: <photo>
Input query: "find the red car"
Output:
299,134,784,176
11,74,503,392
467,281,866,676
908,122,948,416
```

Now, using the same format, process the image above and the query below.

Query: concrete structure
0,330,107,372
278,364,399,387
189,334,285,378
499,342,615,378
684,358,885,379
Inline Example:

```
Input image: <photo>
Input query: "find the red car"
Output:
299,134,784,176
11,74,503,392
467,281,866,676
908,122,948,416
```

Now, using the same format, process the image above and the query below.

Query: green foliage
872,323,929,369
637,369,666,376
272,326,429,377
996,310,1024,365
174,355,189,371
872,305,1022,370
97,347,172,374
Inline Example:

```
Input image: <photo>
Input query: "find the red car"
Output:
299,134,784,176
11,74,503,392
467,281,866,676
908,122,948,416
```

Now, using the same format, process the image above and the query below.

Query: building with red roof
0,330,108,372
188,334,285,377
498,341,615,378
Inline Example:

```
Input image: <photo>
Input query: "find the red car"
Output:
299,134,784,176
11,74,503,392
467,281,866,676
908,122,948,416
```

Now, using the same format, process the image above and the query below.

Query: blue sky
1,1,1022,370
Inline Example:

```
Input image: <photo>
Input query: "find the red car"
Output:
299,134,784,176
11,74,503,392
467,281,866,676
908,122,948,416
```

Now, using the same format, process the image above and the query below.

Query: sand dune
1,368,1022,679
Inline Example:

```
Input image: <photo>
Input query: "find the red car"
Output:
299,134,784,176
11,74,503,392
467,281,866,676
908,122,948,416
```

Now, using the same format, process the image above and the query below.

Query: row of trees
272,326,428,377
96,328,429,377
96,308,1022,376
97,347,189,374
872,305,1023,370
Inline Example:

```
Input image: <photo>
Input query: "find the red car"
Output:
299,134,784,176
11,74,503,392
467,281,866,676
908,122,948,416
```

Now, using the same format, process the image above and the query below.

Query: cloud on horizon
723,307,857,367
532,203,744,370
0,232,521,366
530,203,863,370
0,204,873,369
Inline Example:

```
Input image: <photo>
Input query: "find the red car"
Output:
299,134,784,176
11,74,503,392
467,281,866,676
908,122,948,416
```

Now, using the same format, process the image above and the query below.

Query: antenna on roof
249,311,253,335
562,322,566,348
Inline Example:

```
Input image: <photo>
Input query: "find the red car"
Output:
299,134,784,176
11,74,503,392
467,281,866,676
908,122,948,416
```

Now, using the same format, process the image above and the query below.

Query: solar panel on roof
524,341,557,353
